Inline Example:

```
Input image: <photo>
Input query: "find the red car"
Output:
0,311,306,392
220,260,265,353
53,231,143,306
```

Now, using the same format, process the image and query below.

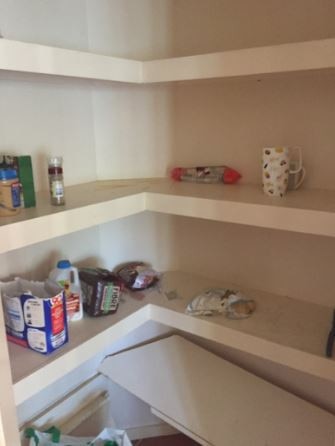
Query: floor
132,434,200,445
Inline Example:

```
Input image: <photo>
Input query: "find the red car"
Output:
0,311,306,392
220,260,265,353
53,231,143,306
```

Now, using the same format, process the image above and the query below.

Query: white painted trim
0,39,142,83
1,38,335,84
0,303,20,445
3,180,335,255
143,38,335,82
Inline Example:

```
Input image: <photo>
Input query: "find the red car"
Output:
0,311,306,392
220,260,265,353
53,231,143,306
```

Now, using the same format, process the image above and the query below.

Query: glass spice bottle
48,156,65,206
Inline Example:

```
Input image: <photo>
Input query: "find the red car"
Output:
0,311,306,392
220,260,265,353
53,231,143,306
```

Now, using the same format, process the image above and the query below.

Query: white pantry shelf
10,271,334,406
143,38,335,82
2,179,335,255
99,336,335,446
0,39,142,83
1,38,335,84
0,180,148,254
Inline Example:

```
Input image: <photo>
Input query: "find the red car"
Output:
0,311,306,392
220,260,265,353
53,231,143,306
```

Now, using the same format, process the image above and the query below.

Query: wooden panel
99,335,335,446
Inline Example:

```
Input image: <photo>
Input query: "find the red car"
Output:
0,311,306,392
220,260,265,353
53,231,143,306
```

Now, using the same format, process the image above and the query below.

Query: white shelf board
10,271,335,406
11,296,150,406
143,38,335,82
99,336,335,446
146,180,335,237
150,272,335,383
0,39,142,83
1,38,335,84
0,180,149,255
2,179,335,255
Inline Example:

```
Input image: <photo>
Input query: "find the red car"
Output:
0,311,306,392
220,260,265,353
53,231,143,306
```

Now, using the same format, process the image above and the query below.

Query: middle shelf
10,270,334,406
2,178,335,256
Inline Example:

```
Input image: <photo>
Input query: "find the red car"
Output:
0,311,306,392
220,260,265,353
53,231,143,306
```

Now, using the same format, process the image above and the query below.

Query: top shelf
2,179,335,255
1,38,335,84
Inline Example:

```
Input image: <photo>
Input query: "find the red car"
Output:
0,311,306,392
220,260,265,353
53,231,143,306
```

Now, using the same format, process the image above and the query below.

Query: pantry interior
1,0,335,444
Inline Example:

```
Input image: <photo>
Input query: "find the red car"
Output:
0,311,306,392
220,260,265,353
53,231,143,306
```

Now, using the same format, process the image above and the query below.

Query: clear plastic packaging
186,288,256,319
171,165,241,184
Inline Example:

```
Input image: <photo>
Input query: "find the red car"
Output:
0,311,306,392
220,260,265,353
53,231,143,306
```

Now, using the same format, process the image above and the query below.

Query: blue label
11,182,21,207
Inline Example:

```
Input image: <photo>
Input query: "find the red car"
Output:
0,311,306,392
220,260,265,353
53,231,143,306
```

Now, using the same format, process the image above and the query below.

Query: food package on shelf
0,278,68,354
186,288,256,319
79,268,122,317
116,262,160,291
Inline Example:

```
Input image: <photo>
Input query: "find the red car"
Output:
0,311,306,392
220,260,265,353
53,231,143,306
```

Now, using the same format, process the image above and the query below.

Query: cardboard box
1,278,68,354
0,155,36,207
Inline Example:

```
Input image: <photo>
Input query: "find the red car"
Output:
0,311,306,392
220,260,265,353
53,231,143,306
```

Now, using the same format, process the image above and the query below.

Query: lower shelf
99,336,335,446
9,271,334,405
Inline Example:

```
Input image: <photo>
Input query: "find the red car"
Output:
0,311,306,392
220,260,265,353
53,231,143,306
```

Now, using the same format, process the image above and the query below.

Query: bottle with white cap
49,260,83,321
48,156,65,206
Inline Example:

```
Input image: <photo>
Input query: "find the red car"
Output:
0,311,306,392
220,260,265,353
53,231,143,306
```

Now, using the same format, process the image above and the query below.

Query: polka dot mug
262,147,305,197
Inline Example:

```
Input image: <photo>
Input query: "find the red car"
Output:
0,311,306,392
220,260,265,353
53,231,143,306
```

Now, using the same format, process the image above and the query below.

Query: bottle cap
57,260,71,269
0,168,18,180
48,156,63,167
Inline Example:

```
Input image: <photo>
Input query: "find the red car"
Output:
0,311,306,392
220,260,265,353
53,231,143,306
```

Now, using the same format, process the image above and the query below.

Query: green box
0,155,36,208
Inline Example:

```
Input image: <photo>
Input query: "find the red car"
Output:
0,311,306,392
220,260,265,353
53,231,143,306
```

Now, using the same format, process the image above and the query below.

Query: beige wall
172,0,335,56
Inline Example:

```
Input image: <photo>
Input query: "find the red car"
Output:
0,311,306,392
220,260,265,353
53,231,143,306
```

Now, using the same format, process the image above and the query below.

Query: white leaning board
99,335,335,446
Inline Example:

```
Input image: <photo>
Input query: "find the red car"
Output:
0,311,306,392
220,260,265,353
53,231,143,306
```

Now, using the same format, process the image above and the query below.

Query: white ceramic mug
262,147,305,197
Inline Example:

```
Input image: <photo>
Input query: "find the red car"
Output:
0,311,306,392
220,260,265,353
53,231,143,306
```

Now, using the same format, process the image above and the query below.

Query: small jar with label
0,169,21,216
48,156,65,206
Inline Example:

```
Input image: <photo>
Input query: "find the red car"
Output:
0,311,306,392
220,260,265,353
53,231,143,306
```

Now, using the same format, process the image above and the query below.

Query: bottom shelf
10,271,334,405
99,336,335,446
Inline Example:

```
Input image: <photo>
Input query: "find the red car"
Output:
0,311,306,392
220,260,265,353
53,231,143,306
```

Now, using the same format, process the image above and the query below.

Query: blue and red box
1,278,68,354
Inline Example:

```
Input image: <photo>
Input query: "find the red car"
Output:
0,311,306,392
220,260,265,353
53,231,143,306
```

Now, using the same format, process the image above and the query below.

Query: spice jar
48,156,65,206
0,169,21,216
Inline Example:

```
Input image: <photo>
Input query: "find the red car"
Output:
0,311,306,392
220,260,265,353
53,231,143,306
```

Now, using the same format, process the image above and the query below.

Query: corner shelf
0,39,142,83
1,38,335,84
10,271,334,406
143,38,335,82
2,179,335,256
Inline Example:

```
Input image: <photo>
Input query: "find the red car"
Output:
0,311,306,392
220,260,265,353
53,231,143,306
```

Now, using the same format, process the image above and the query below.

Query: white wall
86,0,174,60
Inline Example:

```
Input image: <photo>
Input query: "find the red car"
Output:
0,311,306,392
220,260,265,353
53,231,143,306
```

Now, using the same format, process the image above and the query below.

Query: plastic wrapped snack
171,165,241,184
186,288,256,319
116,262,160,291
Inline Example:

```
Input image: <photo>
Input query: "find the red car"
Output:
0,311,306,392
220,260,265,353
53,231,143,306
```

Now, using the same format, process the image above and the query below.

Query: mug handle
290,147,303,174
293,166,306,190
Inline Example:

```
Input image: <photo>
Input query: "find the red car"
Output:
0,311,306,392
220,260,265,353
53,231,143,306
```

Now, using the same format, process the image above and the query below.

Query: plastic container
48,156,65,206
49,260,83,321
0,168,21,216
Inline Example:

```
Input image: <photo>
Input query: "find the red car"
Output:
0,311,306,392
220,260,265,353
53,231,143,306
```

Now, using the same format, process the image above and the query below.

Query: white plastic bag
25,426,132,446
